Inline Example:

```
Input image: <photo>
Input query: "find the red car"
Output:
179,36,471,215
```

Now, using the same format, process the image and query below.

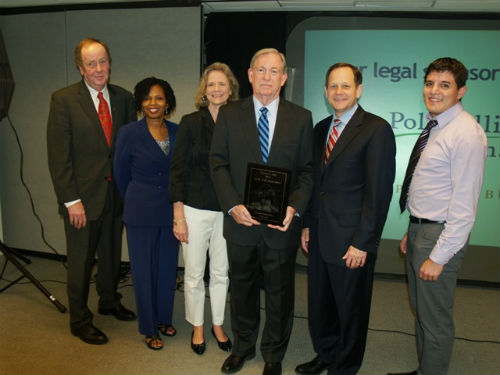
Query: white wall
0,7,201,260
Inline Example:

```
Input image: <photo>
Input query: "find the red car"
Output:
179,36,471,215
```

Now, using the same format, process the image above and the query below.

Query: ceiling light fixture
353,0,436,8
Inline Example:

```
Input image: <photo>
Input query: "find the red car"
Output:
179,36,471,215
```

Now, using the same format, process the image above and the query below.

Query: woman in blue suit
114,77,179,350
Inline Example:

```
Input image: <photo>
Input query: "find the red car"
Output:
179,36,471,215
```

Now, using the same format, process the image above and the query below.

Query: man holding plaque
210,48,313,375
295,63,395,375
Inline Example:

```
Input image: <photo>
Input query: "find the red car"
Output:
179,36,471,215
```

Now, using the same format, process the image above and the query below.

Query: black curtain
204,12,288,98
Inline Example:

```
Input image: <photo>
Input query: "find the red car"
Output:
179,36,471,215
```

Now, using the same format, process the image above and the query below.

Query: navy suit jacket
113,118,178,226
210,96,314,249
305,106,396,265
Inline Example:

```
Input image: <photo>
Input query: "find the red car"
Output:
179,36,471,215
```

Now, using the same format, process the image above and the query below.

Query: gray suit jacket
47,80,136,220
210,96,314,249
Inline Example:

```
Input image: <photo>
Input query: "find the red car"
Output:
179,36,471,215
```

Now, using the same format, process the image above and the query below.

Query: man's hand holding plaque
230,204,261,227
267,206,296,232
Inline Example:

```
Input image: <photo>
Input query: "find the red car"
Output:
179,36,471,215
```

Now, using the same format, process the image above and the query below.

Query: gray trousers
407,222,466,375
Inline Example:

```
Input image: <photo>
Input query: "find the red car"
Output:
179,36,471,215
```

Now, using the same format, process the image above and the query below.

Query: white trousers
182,205,229,326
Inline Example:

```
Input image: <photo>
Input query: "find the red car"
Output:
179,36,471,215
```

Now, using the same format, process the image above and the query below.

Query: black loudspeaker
0,29,15,121
0,29,65,312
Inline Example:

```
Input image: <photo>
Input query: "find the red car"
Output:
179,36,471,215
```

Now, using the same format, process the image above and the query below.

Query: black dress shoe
191,331,206,355
211,327,232,352
295,357,329,375
71,324,108,345
221,352,256,374
263,362,282,375
98,304,136,321
387,371,418,375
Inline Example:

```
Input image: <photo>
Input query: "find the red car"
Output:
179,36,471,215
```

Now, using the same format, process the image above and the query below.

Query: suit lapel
316,116,332,166
326,107,365,164
200,108,214,132
77,81,100,123
140,118,170,161
77,81,109,149
240,97,262,162
108,84,123,146
267,100,288,164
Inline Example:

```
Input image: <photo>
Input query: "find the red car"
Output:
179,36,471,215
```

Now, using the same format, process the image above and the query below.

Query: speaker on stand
0,28,66,313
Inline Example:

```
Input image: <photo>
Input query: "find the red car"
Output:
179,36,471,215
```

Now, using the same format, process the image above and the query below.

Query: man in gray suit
210,48,314,375
47,38,136,345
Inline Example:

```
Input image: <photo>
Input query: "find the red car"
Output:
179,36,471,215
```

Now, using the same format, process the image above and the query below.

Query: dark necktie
399,119,438,213
258,107,269,163
97,92,113,147
325,118,340,164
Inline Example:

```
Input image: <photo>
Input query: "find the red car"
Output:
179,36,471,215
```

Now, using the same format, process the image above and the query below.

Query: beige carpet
0,254,498,374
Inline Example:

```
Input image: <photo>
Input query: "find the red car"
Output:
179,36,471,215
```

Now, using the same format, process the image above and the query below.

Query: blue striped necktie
399,119,438,213
258,107,270,163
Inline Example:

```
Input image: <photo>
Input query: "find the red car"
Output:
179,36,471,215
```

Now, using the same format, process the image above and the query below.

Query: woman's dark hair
133,77,176,115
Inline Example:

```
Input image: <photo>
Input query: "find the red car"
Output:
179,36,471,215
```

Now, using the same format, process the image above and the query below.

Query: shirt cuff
64,199,81,208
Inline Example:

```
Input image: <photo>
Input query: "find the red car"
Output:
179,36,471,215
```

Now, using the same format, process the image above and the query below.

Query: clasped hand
230,205,296,232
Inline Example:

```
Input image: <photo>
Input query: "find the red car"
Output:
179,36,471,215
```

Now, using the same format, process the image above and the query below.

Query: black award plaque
244,163,291,225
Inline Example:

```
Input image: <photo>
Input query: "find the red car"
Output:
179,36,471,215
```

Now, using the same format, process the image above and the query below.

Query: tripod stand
0,240,66,313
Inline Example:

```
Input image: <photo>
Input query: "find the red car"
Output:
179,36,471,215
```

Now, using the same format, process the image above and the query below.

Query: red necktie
324,118,340,164
97,92,112,147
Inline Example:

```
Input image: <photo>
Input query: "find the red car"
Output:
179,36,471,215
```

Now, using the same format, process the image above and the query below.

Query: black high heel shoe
211,327,232,352
191,331,206,355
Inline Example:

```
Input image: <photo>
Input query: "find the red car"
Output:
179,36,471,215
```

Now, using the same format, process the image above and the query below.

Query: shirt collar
334,103,358,126
84,80,109,99
253,96,280,118
426,101,464,129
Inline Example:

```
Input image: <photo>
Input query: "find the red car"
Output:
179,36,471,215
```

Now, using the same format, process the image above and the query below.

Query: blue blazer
113,118,178,226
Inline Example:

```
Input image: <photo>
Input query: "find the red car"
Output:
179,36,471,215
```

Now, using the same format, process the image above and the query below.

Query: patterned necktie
258,107,270,163
324,118,340,164
97,92,113,147
399,119,438,213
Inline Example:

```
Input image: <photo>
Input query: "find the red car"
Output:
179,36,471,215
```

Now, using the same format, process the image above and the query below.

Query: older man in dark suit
47,38,136,345
210,48,313,375
295,63,396,375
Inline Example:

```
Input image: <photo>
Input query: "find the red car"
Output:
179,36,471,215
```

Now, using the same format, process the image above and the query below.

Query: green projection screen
288,16,499,247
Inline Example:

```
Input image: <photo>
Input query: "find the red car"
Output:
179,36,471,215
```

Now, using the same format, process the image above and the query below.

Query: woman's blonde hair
194,62,239,110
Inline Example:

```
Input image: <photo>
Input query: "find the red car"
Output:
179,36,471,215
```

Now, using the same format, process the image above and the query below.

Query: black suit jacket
305,106,396,265
210,96,314,249
47,80,136,220
169,108,221,211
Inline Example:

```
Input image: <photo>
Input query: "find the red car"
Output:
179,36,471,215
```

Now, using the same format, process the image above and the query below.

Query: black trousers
226,239,297,362
63,183,123,331
307,240,375,375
